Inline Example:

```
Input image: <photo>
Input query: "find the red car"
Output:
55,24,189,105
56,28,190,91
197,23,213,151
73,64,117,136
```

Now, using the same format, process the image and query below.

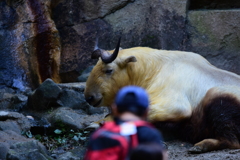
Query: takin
84,38,240,153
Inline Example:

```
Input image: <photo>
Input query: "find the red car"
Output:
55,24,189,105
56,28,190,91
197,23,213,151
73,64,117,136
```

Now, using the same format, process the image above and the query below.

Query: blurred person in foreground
84,85,167,160
130,143,168,160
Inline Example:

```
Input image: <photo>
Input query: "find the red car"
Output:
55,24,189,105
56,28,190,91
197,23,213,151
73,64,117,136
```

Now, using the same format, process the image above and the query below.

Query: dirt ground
166,140,240,160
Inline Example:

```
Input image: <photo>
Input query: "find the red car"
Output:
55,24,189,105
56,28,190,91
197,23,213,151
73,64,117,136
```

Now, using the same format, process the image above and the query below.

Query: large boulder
0,92,15,110
6,140,53,160
187,10,240,74
47,107,108,130
57,152,81,160
58,89,89,110
103,0,189,50
27,79,62,111
0,130,52,160
0,111,31,134
27,78,93,111
0,130,30,160
0,87,28,111
9,94,28,112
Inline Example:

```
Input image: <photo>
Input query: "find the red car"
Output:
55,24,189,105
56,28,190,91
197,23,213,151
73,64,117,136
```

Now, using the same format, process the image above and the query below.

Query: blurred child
84,86,166,160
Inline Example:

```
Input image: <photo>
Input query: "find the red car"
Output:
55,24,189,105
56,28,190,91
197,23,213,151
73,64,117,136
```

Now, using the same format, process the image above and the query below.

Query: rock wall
187,10,240,73
0,0,61,89
1,0,240,89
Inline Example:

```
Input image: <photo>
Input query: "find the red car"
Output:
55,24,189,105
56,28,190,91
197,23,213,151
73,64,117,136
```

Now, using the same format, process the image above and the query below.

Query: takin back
84,38,240,153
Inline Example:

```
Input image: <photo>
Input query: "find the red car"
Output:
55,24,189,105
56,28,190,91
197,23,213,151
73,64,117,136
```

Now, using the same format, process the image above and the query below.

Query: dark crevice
52,0,135,31
189,0,240,10
99,0,135,20
28,0,60,83
82,0,135,23
0,116,18,121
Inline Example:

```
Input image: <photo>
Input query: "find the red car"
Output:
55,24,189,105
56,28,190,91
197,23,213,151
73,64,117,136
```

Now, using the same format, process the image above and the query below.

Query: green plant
24,127,91,152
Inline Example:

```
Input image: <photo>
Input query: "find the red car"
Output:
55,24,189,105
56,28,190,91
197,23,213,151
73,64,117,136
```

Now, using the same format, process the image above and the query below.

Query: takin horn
91,37,121,64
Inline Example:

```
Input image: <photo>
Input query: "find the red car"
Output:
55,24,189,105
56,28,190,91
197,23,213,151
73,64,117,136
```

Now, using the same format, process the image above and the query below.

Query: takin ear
124,56,137,63
119,56,137,68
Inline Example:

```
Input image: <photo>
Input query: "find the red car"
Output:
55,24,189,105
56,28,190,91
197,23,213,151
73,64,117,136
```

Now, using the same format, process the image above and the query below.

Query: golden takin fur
84,39,240,153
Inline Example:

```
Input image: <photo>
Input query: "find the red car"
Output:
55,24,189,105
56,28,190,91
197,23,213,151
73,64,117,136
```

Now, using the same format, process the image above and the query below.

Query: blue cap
115,86,149,109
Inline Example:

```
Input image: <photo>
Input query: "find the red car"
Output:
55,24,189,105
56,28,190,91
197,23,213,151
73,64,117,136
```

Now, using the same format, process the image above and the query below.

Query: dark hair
130,143,166,160
117,93,146,116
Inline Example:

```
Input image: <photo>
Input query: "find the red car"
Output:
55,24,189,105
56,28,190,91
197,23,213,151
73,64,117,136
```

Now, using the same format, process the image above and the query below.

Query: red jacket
84,119,163,160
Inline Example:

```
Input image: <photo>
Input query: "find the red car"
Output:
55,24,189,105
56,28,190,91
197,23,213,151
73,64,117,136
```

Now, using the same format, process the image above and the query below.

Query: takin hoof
188,146,205,154
85,115,112,130
188,139,221,154
85,122,101,131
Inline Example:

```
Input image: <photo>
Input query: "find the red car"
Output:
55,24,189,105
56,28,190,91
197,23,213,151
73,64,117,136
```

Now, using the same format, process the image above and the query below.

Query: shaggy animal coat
84,47,240,153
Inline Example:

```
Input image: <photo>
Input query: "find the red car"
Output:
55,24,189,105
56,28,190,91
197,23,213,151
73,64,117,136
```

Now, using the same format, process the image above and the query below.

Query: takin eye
105,69,113,75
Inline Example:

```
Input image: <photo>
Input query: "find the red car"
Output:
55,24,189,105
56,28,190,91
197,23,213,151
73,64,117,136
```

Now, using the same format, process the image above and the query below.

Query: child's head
114,85,149,117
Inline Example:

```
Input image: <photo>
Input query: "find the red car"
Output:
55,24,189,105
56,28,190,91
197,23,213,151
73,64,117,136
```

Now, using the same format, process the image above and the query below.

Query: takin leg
189,138,240,153
188,86,240,153
85,114,113,129
85,106,113,129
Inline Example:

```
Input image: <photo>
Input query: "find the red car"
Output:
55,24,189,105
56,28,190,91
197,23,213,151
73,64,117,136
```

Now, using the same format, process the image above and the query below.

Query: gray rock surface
0,130,30,159
0,130,51,160
7,94,28,112
58,89,89,110
27,79,62,111
57,82,85,93
7,140,53,160
0,0,61,88
187,10,240,73
76,65,94,82
0,81,109,159
47,107,108,130
57,152,80,160
0,111,31,134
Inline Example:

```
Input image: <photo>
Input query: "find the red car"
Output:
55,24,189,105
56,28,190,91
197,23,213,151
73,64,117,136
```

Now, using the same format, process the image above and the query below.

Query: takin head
84,38,137,107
